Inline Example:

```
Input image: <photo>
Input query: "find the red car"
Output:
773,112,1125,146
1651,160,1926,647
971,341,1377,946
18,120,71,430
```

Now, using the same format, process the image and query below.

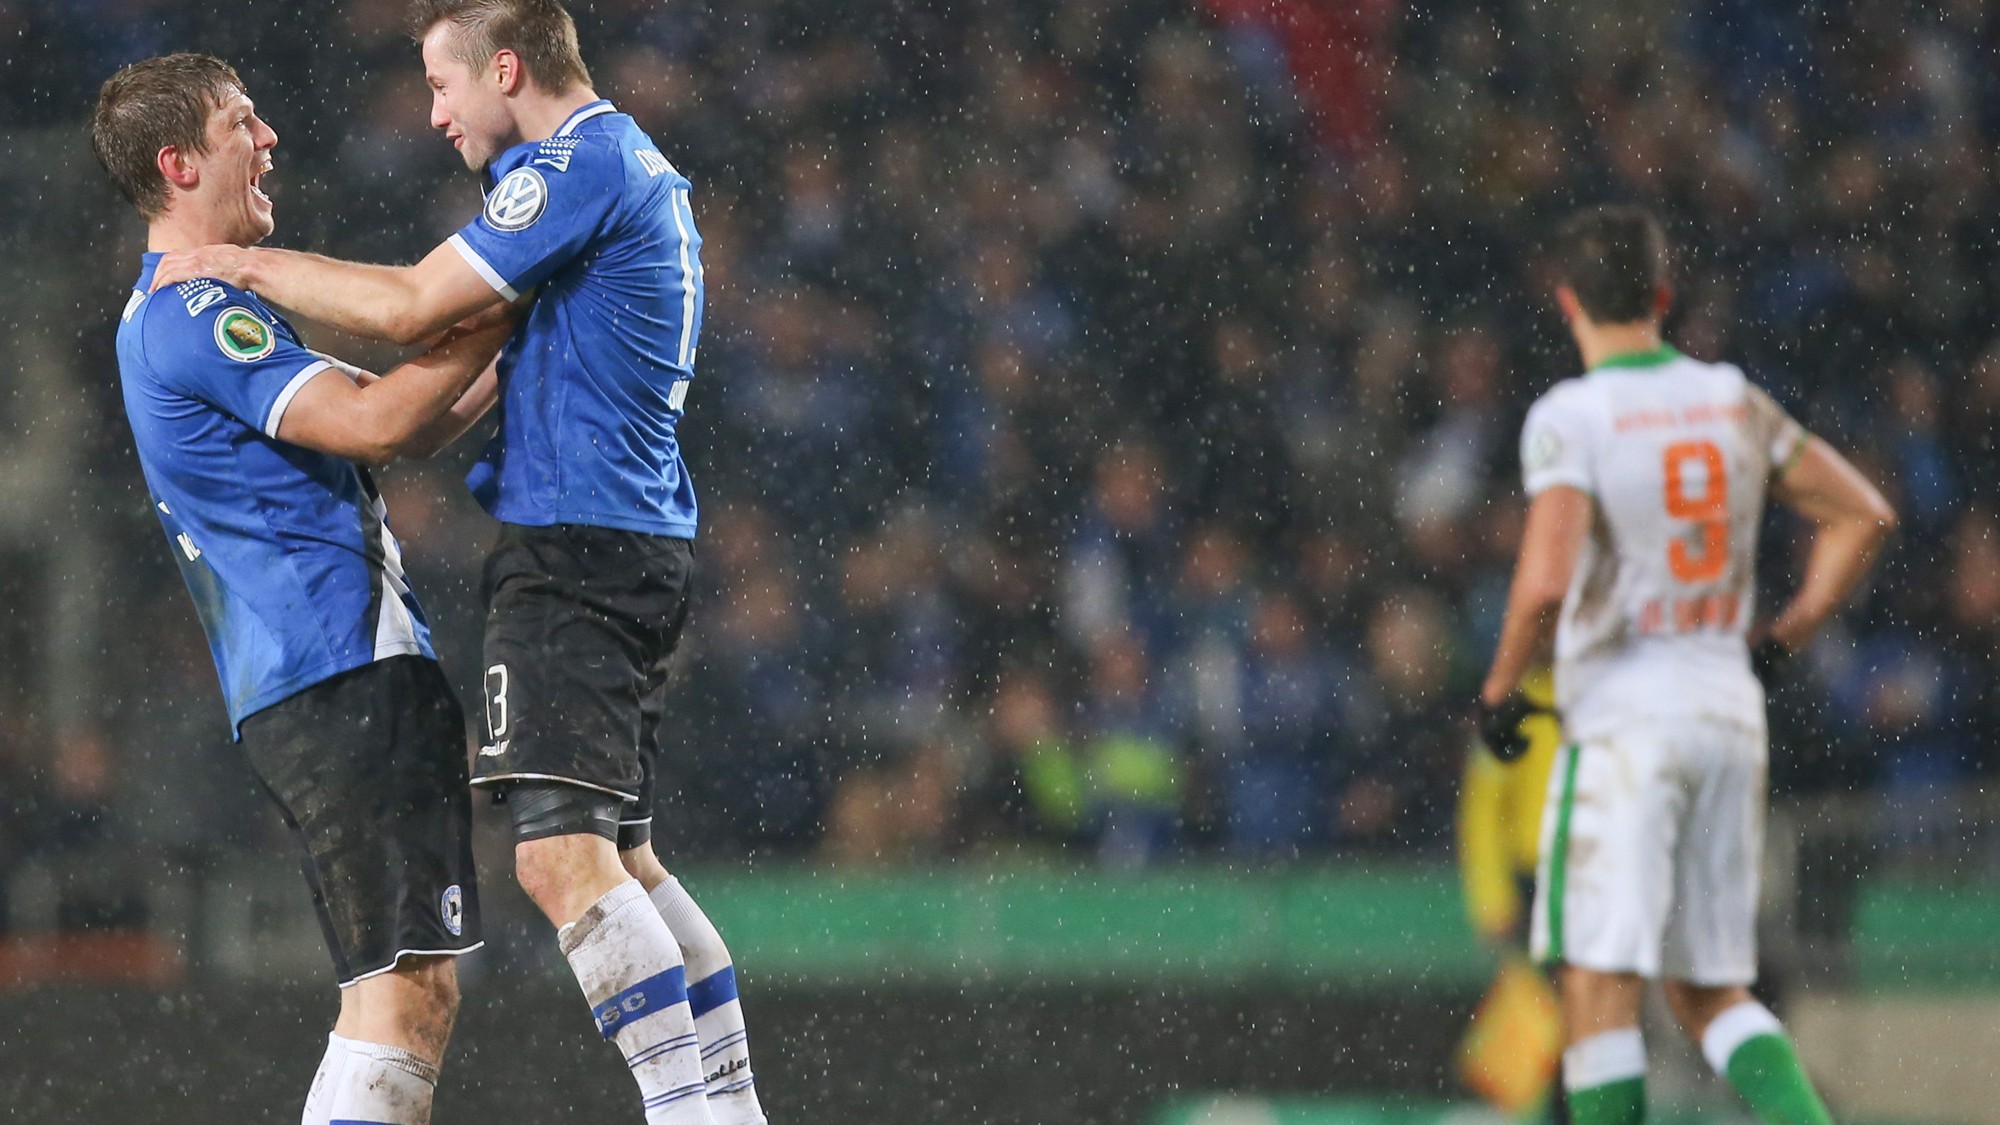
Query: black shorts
468,522,695,837
239,655,482,987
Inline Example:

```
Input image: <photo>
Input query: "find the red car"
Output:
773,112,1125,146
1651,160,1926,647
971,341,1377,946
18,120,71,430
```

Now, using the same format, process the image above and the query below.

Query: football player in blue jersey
94,53,516,1125
149,5,765,1122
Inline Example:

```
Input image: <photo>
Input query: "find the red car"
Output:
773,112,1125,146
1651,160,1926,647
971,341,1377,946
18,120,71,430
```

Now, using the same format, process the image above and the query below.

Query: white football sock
561,879,716,1125
1564,1026,1647,1091
649,876,768,1125
325,1037,438,1124
302,1032,348,1125
1700,1000,1785,1074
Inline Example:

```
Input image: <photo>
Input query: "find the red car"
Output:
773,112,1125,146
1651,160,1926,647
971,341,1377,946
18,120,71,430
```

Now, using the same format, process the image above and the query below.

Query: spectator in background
0,701,36,932
1082,631,1180,870
1941,510,2000,779
1348,590,1464,850
1063,439,1178,651
1882,357,1959,540
1224,589,1348,859
960,666,1088,854
674,504,830,852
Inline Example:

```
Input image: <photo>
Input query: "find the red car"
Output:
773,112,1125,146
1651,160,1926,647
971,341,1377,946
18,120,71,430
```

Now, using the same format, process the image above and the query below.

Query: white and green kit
1519,347,1804,982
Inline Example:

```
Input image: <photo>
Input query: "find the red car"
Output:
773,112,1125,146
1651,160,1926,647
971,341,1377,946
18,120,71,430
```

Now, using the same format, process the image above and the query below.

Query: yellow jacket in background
1458,668,1564,941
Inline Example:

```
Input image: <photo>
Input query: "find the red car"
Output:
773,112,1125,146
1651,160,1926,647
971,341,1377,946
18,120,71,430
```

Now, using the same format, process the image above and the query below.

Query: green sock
1568,1076,1645,1125
1724,1033,1833,1125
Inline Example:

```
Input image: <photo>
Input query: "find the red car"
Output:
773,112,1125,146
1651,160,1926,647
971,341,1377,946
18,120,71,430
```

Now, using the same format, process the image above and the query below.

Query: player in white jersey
1475,207,1896,1125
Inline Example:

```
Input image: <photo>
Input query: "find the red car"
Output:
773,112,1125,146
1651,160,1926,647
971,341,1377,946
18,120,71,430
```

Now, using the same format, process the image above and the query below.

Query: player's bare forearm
396,292,531,455
150,244,411,339
1769,515,1893,650
1482,486,1592,705
278,315,514,465
398,361,501,460
382,318,513,430
152,241,505,347
1482,596,1561,706
1766,438,1898,650
246,249,430,342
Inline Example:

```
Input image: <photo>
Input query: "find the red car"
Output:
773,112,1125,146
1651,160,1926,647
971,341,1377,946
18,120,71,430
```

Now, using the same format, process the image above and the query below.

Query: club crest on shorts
442,884,464,937
485,167,548,232
214,307,275,362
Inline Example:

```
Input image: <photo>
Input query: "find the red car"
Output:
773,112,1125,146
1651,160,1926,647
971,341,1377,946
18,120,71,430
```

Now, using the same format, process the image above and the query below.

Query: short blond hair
409,0,591,93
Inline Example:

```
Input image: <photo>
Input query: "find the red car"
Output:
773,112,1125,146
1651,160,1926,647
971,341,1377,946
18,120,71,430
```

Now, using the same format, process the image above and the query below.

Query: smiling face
187,89,278,245
421,22,519,172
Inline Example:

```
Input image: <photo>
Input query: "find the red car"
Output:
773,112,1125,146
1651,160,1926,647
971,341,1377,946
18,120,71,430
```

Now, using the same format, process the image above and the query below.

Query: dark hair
1552,205,1671,323
409,0,591,93
91,53,244,220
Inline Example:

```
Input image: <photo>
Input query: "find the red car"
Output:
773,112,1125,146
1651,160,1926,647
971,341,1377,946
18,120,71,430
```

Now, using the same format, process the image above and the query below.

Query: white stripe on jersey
557,103,616,136
669,186,699,370
362,477,423,659
265,360,333,438
448,233,521,302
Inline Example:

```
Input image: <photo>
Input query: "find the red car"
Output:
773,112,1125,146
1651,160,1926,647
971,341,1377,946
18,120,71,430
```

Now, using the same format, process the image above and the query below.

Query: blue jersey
448,100,704,537
116,254,434,734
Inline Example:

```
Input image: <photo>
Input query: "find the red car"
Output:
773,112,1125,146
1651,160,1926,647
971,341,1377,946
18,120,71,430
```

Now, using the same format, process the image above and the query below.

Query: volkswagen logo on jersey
485,167,548,232
441,884,464,937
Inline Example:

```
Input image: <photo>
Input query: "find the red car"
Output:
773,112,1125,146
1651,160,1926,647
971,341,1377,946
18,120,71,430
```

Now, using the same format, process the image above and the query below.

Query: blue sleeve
141,288,332,438
447,141,624,299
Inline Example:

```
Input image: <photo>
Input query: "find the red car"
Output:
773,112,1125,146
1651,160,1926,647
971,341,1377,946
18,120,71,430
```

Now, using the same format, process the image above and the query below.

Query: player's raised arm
399,357,502,460
277,311,514,465
149,238,504,346
1761,437,1898,654
383,294,522,459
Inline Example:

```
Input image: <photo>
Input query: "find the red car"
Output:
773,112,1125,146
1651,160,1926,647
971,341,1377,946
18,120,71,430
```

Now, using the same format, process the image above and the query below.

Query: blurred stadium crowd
2,0,1997,890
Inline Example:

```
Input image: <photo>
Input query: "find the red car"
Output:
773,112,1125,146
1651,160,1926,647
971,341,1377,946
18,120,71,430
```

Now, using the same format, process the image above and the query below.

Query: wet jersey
117,253,433,734
447,99,703,538
1519,346,1807,740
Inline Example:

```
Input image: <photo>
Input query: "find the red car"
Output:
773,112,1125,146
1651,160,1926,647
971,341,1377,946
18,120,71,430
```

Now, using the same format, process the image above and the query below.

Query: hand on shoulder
150,244,252,293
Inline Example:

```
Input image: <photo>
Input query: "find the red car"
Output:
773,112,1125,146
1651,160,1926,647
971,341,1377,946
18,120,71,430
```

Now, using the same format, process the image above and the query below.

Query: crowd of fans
2,0,1996,886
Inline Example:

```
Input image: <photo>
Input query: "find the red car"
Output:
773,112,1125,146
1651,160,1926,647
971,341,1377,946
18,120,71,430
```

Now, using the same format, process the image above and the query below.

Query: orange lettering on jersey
1678,402,1748,426
1638,599,1665,635
1672,596,1703,632
1637,592,1740,637
1615,409,1679,432
1617,402,1747,432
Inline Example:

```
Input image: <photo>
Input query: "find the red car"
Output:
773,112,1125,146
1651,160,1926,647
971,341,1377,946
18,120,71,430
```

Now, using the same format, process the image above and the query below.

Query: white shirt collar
556,100,616,137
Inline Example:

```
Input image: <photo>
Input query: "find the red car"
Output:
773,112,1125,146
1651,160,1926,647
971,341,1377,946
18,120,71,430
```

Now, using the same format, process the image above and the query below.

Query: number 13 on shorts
485,663,511,742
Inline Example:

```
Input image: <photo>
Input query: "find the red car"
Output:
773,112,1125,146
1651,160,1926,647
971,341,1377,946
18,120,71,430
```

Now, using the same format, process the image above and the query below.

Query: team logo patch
442,885,465,937
214,307,275,362
1525,426,1563,473
485,167,548,232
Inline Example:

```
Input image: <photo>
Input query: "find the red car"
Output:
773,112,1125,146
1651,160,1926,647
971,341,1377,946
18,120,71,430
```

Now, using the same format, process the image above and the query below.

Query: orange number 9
1663,440,1728,583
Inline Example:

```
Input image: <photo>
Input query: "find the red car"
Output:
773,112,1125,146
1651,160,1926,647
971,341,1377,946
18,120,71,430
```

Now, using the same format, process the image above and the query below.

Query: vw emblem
484,167,548,232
